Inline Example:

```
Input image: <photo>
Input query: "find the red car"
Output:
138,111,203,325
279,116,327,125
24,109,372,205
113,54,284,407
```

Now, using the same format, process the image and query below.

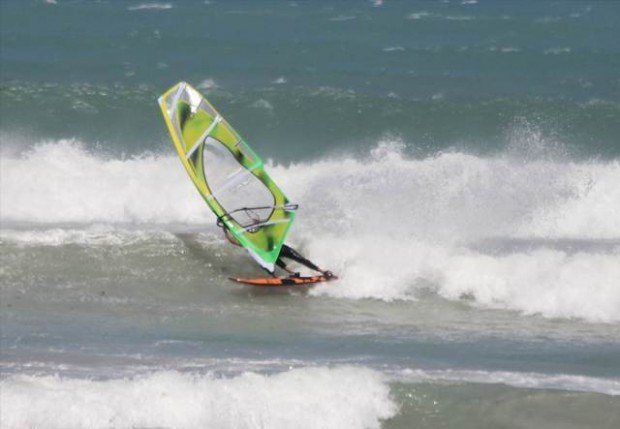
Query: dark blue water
1,0,619,159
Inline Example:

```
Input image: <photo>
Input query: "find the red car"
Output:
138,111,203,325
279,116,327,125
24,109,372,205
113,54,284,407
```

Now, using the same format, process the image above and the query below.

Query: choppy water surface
1,1,619,428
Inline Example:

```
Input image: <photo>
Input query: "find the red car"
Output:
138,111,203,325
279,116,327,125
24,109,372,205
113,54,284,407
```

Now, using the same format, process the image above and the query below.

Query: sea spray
1,139,619,322
3,139,618,238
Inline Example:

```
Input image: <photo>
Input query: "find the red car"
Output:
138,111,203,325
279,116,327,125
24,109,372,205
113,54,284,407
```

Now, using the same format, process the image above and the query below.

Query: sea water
1,1,619,428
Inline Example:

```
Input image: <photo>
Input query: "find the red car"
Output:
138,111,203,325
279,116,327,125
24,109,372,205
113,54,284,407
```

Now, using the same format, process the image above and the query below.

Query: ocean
1,1,619,428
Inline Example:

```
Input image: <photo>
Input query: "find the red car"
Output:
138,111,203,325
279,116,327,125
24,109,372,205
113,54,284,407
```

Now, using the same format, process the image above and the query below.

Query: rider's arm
224,228,241,246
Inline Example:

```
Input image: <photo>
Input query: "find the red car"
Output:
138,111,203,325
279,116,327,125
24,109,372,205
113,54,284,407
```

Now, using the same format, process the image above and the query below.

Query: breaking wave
1,138,619,322
0,366,396,429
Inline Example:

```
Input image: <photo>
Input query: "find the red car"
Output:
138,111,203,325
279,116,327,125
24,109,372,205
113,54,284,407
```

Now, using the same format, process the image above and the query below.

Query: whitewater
2,138,619,322
2,137,619,427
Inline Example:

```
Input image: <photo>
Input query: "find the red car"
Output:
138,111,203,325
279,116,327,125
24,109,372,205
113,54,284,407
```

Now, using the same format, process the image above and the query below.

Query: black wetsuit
276,244,321,272
222,226,321,275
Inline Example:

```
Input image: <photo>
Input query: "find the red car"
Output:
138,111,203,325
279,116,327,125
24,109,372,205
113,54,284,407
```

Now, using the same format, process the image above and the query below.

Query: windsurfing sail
158,82,297,272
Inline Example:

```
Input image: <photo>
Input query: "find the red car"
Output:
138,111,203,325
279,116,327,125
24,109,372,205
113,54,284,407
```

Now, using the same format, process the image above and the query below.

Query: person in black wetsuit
222,226,333,278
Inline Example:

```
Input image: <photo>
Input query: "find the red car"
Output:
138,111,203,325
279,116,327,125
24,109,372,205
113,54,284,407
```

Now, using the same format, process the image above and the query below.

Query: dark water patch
2,81,619,160
386,382,620,429
2,231,620,379
2,0,619,160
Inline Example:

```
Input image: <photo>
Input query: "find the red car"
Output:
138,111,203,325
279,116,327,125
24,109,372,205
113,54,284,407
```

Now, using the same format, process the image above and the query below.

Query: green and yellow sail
158,82,297,271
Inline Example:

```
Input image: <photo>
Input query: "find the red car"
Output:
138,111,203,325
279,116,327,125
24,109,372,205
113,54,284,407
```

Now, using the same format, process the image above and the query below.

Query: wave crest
0,367,396,429
1,139,619,322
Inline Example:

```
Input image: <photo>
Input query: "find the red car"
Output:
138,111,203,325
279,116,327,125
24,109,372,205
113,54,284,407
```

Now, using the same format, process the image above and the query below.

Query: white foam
0,140,209,224
435,248,620,322
2,138,619,322
444,15,474,21
197,78,219,90
270,141,619,322
536,16,563,24
407,11,430,20
271,140,620,242
128,3,172,11
305,235,620,322
251,99,274,111
544,47,571,55
329,15,357,22
500,47,520,53
407,12,474,21
382,46,405,53
0,366,397,429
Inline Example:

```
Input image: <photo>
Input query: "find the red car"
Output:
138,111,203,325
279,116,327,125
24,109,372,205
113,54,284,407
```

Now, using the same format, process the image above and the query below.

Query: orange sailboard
229,274,338,287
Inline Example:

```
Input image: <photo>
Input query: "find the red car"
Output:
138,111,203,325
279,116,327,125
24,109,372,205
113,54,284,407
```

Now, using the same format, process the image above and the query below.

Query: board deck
229,274,337,287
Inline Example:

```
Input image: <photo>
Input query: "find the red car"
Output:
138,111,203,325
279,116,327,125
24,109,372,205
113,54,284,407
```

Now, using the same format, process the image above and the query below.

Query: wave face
2,138,619,323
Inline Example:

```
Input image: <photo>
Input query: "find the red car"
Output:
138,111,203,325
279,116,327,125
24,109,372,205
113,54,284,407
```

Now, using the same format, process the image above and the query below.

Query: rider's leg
277,257,298,276
280,245,322,272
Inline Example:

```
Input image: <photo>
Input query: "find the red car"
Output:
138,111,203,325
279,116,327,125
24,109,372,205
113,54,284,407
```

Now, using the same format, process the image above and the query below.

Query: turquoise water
2,0,619,158
1,1,619,428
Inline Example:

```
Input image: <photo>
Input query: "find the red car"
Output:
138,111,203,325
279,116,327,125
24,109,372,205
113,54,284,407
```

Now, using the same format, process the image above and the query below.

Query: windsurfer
222,226,333,278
